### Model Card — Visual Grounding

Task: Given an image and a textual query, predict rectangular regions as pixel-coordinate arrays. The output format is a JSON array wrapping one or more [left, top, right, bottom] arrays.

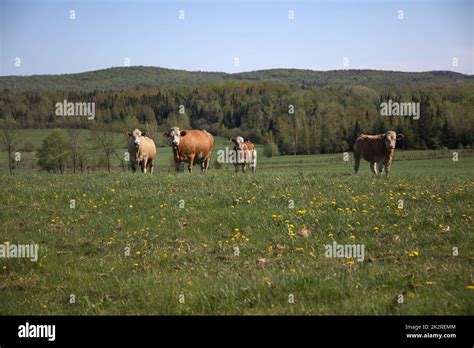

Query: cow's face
[[385, 131, 404, 150], [127, 129, 147, 150], [164, 127, 186, 147], [231, 136, 245, 151]]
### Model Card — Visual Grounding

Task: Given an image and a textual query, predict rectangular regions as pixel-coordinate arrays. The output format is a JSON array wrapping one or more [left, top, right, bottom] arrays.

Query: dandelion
[[408, 250, 419, 257], [296, 209, 306, 215], [129, 204, 133, 208]]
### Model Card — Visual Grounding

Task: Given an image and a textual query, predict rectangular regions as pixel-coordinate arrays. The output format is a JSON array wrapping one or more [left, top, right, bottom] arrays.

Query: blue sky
[[1, 0, 472, 76]]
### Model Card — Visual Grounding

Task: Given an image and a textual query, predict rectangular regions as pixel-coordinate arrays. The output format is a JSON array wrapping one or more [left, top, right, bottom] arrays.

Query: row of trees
[[1, 81, 473, 156], [0, 121, 141, 174]]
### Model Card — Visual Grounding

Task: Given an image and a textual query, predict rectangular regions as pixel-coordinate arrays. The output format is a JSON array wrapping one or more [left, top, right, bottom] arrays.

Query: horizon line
[[1, 65, 472, 78]]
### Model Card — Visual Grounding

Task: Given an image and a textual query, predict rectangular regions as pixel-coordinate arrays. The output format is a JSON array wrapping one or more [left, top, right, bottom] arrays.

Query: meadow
[[0, 141, 473, 315]]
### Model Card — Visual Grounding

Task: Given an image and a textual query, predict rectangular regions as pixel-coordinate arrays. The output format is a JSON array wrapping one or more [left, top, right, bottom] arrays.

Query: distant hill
[[0, 66, 473, 92]]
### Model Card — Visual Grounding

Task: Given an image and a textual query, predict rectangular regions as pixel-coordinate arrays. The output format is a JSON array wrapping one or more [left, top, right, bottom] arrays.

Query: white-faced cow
[[163, 127, 214, 173], [354, 131, 404, 175], [230, 136, 257, 174], [127, 129, 157, 173]]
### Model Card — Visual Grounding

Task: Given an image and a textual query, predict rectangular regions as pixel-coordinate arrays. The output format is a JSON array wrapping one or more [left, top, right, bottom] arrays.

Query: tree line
[[0, 80, 473, 159]]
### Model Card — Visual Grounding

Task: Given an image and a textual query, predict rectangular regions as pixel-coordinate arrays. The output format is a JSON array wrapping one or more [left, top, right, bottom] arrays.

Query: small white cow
[[127, 129, 157, 173]]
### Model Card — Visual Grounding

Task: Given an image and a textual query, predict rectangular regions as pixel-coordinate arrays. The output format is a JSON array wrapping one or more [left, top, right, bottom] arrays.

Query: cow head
[[231, 136, 252, 151], [231, 136, 245, 151], [385, 131, 404, 151], [127, 129, 146, 150], [163, 127, 186, 147]]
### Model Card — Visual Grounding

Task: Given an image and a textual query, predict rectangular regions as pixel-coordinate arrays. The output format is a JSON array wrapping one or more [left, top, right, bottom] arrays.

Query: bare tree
[[92, 124, 118, 173], [66, 128, 82, 173], [0, 120, 20, 174], [77, 141, 90, 174], [145, 120, 159, 143]]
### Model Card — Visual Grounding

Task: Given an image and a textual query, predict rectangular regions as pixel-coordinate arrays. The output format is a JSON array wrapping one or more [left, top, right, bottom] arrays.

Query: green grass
[[0, 154, 473, 315]]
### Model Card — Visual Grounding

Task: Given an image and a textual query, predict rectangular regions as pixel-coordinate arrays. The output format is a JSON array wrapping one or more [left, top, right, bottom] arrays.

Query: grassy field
[[0, 151, 473, 315]]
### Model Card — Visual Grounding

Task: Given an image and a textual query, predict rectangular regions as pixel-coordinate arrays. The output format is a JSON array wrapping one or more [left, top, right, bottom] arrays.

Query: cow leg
[[187, 155, 195, 173], [370, 161, 377, 175], [234, 164, 239, 173], [200, 160, 207, 174], [354, 155, 361, 174], [377, 160, 384, 175], [242, 164, 247, 173], [252, 164, 256, 174], [175, 162, 181, 172], [385, 161, 392, 176], [148, 160, 154, 174]]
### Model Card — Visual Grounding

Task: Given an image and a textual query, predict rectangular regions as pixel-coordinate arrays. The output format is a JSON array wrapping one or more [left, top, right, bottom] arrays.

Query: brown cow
[[354, 131, 404, 175], [127, 129, 157, 173], [163, 127, 214, 173], [231, 136, 257, 174]]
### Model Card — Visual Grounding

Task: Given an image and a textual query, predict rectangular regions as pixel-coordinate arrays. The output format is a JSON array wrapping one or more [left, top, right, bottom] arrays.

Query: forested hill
[[1, 66, 472, 92]]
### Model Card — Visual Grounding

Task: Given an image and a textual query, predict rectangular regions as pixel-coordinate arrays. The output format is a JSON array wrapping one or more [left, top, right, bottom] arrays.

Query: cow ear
[[230, 138, 235, 143], [162, 132, 169, 137], [397, 134, 404, 140], [141, 131, 147, 137], [127, 132, 132, 136], [180, 131, 187, 136], [244, 138, 251, 142]]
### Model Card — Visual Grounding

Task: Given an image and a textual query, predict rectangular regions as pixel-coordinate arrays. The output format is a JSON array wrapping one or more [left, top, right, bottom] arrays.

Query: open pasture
[[1, 152, 473, 315]]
